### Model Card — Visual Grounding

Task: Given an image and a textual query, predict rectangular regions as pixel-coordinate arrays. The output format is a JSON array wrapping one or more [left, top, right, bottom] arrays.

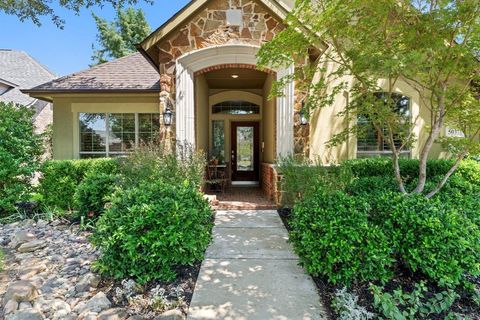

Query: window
[[212, 120, 225, 162], [212, 100, 260, 115], [356, 93, 411, 158], [79, 113, 160, 158]]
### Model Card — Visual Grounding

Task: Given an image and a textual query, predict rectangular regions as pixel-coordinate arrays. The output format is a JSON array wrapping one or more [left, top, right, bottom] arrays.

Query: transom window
[[357, 93, 411, 158], [79, 113, 160, 158], [212, 100, 260, 115]]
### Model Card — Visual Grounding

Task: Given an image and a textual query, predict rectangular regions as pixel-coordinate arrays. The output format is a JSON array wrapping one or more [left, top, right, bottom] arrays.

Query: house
[[0, 49, 56, 133], [23, 0, 447, 199]]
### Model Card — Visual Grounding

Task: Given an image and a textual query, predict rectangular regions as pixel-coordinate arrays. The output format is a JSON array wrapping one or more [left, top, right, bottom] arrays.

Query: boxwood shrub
[[290, 187, 394, 285], [91, 180, 213, 283], [39, 158, 119, 210]]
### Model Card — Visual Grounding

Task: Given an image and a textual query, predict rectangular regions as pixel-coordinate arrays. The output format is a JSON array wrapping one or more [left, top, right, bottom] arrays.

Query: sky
[[0, 1, 190, 76]]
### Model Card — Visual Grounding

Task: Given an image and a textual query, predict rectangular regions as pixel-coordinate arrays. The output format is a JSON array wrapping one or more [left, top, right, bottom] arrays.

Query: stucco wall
[[309, 51, 448, 164], [195, 74, 210, 153], [51, 94, 160, 160], [262, 73, 276, 163]]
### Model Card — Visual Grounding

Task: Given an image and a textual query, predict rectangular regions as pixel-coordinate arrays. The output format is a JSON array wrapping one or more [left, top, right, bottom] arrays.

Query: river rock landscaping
[[0, 218, 197, 320]]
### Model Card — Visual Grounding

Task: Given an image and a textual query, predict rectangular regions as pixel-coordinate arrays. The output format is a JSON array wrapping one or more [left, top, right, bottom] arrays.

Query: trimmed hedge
[[39, 158, 119, 210], [285, 157, 480, 288], [342, 158, 480, 184], [291, 187, 394, 285]]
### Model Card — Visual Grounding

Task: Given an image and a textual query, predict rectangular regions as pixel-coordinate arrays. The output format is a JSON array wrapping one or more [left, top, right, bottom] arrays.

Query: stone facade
[[157, 0, 284, 75], [155, 0, 309, 157]]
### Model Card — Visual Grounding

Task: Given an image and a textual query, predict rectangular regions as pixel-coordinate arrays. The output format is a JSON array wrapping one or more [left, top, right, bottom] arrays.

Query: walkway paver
[[187, 210, 328, 320]]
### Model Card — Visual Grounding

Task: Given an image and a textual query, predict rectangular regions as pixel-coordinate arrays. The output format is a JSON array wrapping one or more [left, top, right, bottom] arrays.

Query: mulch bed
[[277, 208, 480, 320]]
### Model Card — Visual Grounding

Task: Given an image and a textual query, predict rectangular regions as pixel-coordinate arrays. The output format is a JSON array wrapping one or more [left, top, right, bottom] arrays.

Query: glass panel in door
[[236, 126, 254, 171]]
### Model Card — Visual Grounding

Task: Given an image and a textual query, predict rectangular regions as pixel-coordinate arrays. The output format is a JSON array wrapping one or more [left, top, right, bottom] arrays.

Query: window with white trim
[[356, 93, 411, 158], [79, 113, 160, 158]]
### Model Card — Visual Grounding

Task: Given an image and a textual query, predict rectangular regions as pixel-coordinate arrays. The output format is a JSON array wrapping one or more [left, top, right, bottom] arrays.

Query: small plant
[[332, 287, 375, 320], [371, 282, 458, 320]]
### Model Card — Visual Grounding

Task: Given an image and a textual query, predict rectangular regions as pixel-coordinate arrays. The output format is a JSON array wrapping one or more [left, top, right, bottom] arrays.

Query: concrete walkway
[[187, 210, 328, 320]]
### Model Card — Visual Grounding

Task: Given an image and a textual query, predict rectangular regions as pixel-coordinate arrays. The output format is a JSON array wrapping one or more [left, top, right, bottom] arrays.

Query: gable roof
[[23, 53, 160, 96], [138, 0, 294, 68], [0, 49, 56, 106]]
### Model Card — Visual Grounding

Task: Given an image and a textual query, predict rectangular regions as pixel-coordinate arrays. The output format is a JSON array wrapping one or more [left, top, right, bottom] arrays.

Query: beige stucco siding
[[51, 94, 159, 160], [309, 52, 448, 164], [195, 75, 210, 154], [263, 74, 276, 163]]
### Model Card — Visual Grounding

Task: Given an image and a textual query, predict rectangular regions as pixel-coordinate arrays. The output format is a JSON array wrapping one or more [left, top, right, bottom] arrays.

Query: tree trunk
[[426, 154, 465, 198], [412, 92, 446, 194], [392, 151, 407, 194]]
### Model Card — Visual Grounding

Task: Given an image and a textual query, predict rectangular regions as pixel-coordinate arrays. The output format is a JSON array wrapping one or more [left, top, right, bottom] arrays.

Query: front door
[[231, 122, 260, 181]]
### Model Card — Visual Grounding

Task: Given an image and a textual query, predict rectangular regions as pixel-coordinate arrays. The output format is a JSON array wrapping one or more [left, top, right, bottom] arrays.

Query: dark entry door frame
[[231, 121, 260, 182]]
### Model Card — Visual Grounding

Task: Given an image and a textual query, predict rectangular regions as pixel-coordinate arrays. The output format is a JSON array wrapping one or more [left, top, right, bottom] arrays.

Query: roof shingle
[[25, 53, 160, 93], [0, 49, 56, 105]]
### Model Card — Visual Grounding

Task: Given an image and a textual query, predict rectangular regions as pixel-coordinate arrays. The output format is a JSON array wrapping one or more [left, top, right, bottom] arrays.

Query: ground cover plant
[[279, 156, 480, 320]]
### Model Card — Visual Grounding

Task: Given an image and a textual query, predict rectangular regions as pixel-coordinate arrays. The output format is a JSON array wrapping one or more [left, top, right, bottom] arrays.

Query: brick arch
[[194, 63, 276, 76]]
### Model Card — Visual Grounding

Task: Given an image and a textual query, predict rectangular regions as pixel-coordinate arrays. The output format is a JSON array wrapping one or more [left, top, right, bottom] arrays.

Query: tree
[[0, 0, 149, 28], [258, 0, 480, 197], [91, 7, 151, 65], [0, 102, 44, 215]]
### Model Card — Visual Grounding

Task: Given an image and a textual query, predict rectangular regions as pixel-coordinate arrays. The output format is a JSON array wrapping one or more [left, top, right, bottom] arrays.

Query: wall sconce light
[[299, 101, 309, 125], [163, 107, 173, 126]]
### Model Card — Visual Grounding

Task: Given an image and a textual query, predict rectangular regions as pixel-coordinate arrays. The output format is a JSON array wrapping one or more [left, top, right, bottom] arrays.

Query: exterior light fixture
[[299, 101, 309, 125], [163, 107, 173, 126], [231, 74, 239, 79]]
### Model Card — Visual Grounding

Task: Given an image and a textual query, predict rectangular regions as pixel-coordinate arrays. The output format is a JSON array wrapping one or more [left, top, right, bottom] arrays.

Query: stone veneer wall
[[156, 0, 309, 157]]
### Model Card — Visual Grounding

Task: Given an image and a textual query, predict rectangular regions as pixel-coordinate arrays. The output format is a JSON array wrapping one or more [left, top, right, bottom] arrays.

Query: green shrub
[[278, 156, 352, 206], [290, 187, 394, 285], [342, 158, 480, 188], [0, 102, 43, 215], [91, 180, 213, 283], [120, 143, 206, 190], [74, 172, 119, 220], [39, 158, 119, 210], [373, 192, 480, 286]]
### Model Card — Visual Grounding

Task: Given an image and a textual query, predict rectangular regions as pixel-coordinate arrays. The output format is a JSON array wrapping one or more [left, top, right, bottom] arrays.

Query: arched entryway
[[175, 44, 294, 160]]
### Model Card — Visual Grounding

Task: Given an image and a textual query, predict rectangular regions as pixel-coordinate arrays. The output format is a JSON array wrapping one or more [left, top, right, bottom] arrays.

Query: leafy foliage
[[258, 0, 480, 196], [74, 172, 119, 220], [278, 156, 352, 206], [285, 157, 480, 288], [371, 282, 458, 320], [372, 192, 480, 287], [91, 180, 213, 283], [121, 142, 206, 191], [91, 7, 151, 65], [39, 158, 119, 211], [0, 102, 43, 216], [0, 0, 150, 28], [290, 187, 394, 285]]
